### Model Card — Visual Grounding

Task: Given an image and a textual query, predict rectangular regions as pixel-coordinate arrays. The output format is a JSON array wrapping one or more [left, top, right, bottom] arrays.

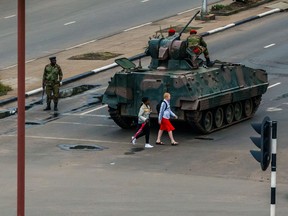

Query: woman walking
[[156, 92, 178, 146], [131, 97, 154, 148]]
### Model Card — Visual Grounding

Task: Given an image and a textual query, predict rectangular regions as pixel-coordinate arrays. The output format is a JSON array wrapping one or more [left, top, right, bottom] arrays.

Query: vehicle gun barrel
[[178, 11, 200, 38]]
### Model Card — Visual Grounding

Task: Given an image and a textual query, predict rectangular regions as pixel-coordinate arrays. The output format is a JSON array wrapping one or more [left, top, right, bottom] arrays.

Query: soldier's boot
[[205, 57, 214, 67], [54, 102, 58, 111], [44, 103, 51, 111]]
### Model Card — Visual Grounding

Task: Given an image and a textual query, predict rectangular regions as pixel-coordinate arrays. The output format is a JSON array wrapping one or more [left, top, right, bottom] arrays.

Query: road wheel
[[225, 104, 234, 124], [214, 107, 224, 128], [108, 106, 136, 129], [244, 99, 253, 117], [202, 111, 213, 133], [234, 102, 242, 121]]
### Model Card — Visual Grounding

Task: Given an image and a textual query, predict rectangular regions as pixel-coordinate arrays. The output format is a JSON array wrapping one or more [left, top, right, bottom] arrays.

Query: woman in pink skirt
[[156, 92, 178, 146]]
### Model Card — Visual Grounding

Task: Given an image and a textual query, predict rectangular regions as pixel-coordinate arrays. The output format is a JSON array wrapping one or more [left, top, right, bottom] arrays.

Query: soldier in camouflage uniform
[[42, 56, 63, 111], [186, 29, 212, 68]]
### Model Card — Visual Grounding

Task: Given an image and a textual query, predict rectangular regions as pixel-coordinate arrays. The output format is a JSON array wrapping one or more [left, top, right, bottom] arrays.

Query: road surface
[[0, 11, 287, 216], [0, 0, 218, 69]]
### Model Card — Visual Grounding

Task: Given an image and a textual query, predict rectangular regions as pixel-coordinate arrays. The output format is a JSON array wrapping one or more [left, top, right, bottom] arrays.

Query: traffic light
[[250, 116, 271, 171]]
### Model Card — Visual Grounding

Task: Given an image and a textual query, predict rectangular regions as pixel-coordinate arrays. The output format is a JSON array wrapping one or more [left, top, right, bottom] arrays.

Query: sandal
[[171, 142, 179, 146], [156, 141, 165, 145]]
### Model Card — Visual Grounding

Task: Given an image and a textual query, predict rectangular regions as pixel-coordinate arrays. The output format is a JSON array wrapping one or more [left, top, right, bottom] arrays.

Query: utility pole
[[201, 0, 208, 18], [197, 0, 215, 21], [17, 0, 26, 215]]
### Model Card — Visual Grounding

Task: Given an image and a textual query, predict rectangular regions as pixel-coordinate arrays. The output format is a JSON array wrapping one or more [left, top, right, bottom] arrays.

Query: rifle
[[159, 26, 164, 38], [178, 10, 200, 39], [41, 82, 45, 104]]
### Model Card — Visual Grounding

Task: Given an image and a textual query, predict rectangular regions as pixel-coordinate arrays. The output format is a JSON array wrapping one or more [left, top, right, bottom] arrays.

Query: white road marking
[[124, 22, 152, 32], [64, 21, 76, 26], [264, 43, 275, 49], [63, 113, 109, 118], [177, 7, 201, 15], [3, 64, 17, 70], [65, 40, 96, 50], [4, 14, 16, 19], [25, 58, 36, 63], [80, 104, 108, 115], [141, 0, 149, 2], [1, 134, 126, 144], [51, 121, 117, 127], [267, 107, 282, 112], [3, 58, 37, 70], [268, 82, 281, 89]]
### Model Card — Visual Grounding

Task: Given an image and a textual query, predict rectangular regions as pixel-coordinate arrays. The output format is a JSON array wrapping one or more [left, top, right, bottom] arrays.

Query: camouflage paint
[[102, 29, 268, 133]]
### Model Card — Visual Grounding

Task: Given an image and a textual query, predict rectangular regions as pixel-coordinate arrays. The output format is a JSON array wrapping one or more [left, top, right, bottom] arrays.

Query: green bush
[[211, 4, 233, 11], [0, 82, 12, 96], [211, 4, 225, 10]]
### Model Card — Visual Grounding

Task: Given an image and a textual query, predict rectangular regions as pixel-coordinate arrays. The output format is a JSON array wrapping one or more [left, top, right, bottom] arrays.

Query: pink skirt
[[160, 118, 175, 132]]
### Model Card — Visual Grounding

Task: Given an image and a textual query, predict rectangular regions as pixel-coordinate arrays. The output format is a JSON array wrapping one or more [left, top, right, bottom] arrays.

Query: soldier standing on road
[[186, 29, 213, 68], [42, 56, 63, 111]]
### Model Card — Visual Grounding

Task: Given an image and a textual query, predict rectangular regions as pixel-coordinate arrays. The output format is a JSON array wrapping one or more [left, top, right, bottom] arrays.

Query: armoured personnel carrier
[[102, 13, 268, 134]]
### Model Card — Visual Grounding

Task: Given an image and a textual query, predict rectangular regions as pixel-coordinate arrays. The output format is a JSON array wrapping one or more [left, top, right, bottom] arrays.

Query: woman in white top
[[131, 97, 154, 148]]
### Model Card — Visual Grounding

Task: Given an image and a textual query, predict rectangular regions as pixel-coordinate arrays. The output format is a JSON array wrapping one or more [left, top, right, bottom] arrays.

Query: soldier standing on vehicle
[[42, 56, 63, 111], [186, 29, 212, 68], [167, 28, 176, 37]]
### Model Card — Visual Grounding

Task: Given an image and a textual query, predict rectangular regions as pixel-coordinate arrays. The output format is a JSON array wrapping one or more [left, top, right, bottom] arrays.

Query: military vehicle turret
[[102, 12, 268, 134]]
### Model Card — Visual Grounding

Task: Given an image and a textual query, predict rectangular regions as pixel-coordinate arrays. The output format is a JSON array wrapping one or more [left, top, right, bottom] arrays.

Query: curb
[[0, 109, 12, 118], [200, 8, 281, 36], [0, 8, 282, 107]]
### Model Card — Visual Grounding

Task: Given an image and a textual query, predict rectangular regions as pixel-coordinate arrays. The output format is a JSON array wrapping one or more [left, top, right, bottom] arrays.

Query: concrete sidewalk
[[0, 0, 286, 103]]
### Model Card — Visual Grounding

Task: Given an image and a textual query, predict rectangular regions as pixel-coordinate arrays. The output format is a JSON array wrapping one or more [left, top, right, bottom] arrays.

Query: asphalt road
[[206, 12, 288, 75], [0, 12, 288, 216], [0, 0, 218, 69]]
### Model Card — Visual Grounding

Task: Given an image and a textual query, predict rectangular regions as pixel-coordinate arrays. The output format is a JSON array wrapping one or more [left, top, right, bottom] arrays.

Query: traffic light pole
[[250, 117, 278, 215], [270, 121, 277, 216]]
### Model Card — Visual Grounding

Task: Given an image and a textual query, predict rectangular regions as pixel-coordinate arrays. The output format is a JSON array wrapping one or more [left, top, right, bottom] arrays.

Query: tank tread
[[186, 96, 262, 134], [108, 106, 135, 129]]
